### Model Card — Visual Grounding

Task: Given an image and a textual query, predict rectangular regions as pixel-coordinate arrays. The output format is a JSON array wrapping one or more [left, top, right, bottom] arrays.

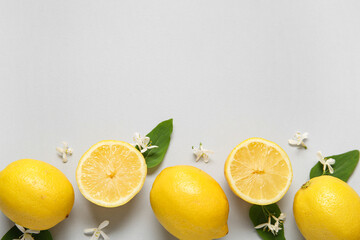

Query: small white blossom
[[254, 212, 285, 236], [288, 131, 308, 149], [84, 220, 110, 240], [317, 151, 335, 174], [132, 132, 158, 153], [192, 143, 214, 163], [56, 141, 73, 163], [13, 224, 40, 240]]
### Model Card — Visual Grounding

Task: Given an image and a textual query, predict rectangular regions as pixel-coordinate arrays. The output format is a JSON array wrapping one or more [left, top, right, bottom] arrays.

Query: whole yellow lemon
[[150, 165, 229, 240], [293, 175, 360, 240], [0, 159, 75, 230]]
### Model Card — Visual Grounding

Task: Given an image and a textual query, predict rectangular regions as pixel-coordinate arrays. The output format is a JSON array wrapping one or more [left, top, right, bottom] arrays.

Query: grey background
[[1, 0, 360, 239]]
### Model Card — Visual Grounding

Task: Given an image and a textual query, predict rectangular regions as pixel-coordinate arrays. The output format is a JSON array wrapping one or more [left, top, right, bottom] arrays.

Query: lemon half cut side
[[225, 138, 293, 205], [76, 140, 147, 208]]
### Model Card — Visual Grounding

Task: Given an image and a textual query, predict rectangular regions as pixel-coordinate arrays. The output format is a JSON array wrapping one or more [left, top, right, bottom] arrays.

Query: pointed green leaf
[[2, 225, 52, 240], [142, 119, 173, 168], [35, 231, 53, 240], [310, 150, 359, 182], [249, 204, 286, 240], [1, 226, 20, 240]]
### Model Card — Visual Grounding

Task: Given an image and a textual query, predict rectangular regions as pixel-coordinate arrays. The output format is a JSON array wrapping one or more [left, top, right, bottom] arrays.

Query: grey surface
[[1, 1, 360, 239]]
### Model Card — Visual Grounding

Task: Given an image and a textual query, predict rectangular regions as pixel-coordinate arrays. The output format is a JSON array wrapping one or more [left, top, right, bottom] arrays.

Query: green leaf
[[2, 225, 52, 240], [249, 204, 286, 240], [142, 119, 173, 168], [1, 226, 20, 240], [35, 231, 53, 240], [310, 150, 359, 182]]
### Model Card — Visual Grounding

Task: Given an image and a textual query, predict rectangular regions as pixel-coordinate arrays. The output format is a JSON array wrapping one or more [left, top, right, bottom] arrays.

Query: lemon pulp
[[225, 138, 292, 205], [76, 140, 147, 207]]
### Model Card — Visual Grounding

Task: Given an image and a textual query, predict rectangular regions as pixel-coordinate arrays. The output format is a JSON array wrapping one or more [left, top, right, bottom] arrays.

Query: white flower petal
[[254, 223, 269, 229], [204, 149, 214, 154], [89, 233, 100, 240], [279, 213, 286, 221], [288, 139, 300, 145], [84, 228, 96, 234], [147, 145, 158, 149], [317, 151, 324, 161], [56, 147, 64, 154], [15, 224, 26, 233], [328, 164, 334, 174], [100, 231, 110, 240], [327, 158, 336, 165], [98, 220, 109, 230], [268, 225, 276, 235], [142, 137, 150, 145]]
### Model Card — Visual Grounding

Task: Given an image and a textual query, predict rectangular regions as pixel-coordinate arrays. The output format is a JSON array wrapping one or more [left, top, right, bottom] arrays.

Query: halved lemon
[[76, 140, 147, 207], [224, 138, 292, 205]]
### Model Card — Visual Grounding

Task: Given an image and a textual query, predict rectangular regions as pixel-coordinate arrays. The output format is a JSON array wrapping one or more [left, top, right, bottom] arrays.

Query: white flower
[[14, 224, 40, 240], [317, 151, 336, 174], [84, 220, 110, 240], [288, 131, 308, 149], [56, 141, 73, 163], [132, 132, 158, 153], [254, 212, 285, 236], [192, 143, 214, 163]]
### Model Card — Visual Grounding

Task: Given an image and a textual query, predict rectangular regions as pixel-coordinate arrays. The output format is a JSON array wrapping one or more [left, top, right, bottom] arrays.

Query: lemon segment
[[76, 140, 147, 207], [225, 138, 292, 205]]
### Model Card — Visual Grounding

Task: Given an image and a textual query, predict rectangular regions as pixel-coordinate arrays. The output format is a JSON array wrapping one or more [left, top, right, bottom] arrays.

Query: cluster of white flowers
[[255, 212, 286, 235], [14, 224, 39, 240], [133, 131, 214, 164], [288, 132, 336, 175]]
